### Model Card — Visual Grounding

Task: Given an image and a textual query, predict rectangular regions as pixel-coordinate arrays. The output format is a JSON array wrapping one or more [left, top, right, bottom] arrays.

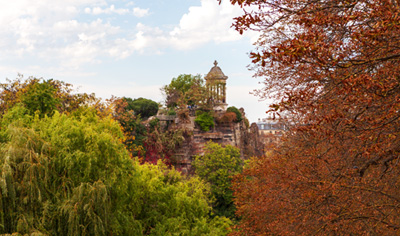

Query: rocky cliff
[[160, 110, 264, 174]]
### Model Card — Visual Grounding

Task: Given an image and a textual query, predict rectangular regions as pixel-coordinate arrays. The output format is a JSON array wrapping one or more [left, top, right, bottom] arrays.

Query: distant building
[[256, 117, 287, 144]]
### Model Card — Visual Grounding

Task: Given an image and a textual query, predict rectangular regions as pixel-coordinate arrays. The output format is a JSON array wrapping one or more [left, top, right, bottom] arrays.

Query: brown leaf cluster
[[228, 0, 400, 234]]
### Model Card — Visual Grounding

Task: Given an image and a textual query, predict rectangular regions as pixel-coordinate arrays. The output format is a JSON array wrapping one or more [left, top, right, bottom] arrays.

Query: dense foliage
[[226, 107, 242, 123], [124, 97, 159, 119], [0, 76, 99, 117], [193, 142, 243, 219], [194, 111, 215, 132], [143, 119, 185, 165], [226, 0, 400, 235], [0, 78, 232, 235], [111, 97, 147, 157], [20, 80, 60, 117], [162, 74, 206, 108], [216, 112, 237, 124]]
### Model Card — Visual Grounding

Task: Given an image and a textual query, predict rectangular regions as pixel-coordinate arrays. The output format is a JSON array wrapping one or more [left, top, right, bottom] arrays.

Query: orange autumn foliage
[[226, 0, 400, 235]]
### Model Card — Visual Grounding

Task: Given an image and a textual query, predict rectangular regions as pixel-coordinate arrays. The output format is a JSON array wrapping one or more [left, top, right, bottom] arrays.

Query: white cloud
[[0, 0, 104, 25], [83, 4, 149, 17], [0, 0, 256, 72], [126, 2, 135, 7], [167, 0, 246, 49], [118, 0, 255, 52], [133, 7, 149, 17], [108, 33, 148, 59], [85, 5, 130, 15], [0, 1, 111, 61]]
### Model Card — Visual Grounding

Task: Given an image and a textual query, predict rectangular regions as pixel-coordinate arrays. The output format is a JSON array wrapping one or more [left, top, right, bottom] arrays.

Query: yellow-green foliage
[[0, 105, 231, 235], [193, 142, 243, 219], [20, 80, 60, 117], [195, 112, 214, 132]]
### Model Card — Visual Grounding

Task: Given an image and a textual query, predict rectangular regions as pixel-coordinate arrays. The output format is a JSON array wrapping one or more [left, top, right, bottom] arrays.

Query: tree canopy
[[20, 80, 60, 117], [0, 78, 232, 236], [124, 97, 159, 119], [193, 142, 243, 219], [227, 0, 400, 235], [162, 74, 206, 108], [110, 97, 146, 157], [0, 76, 99, 117]]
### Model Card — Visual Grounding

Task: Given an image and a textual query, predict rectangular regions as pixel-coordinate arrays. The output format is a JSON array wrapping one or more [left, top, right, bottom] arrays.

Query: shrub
[[226, 106, 242, 122], [195, 112, 214, 131], [167, 108, 177, 116], [149, 117, 159, 129], [217, 112, 237, 124]]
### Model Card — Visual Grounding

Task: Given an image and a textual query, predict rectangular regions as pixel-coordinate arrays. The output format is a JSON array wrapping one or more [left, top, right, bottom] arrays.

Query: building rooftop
[[256, 118, 287, 131]]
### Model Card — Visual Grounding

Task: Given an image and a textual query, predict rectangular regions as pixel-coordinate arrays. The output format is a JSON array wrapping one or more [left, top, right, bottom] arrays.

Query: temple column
[[222, 84, 226, 103], [217, 84, 220, 102]]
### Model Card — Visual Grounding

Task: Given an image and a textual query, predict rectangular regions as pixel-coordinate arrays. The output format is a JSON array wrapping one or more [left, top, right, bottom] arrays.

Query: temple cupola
[[205, 60, 228, 110]]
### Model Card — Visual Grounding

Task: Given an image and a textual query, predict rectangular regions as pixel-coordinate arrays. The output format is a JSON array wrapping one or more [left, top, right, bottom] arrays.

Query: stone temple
[[205, 60, 228, 111]]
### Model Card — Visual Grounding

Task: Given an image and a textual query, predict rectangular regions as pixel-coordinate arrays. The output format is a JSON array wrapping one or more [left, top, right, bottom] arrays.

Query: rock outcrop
[[166, 110, 264, 174]]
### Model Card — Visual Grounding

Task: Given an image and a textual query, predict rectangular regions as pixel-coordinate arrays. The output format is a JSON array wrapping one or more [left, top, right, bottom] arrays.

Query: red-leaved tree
[[225, 0, 400, 234]]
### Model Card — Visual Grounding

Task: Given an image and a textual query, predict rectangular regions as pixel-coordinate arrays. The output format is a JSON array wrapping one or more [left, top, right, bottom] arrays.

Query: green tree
[[125, 161, 232, 236], [111, 97, 146, 157], [0, 76, 99, 117], [0, 105, 131, 235], [162, 74, 205, 108], [20, 80, 60, 117], [125, 97, 159, 119], [0, 104, 231, 235], [193, 142, 243, 219]]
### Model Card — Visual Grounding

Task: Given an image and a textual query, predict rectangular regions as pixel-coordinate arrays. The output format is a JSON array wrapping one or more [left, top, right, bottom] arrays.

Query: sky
[[0, 0, 271, 123]]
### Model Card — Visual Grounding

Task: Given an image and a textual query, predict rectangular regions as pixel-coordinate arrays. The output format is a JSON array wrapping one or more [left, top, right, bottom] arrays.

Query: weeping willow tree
[[0, 104, 231, 235]]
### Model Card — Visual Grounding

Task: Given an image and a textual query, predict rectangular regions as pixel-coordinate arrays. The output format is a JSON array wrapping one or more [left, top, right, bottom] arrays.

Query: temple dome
[[205, 60, 228, 81]]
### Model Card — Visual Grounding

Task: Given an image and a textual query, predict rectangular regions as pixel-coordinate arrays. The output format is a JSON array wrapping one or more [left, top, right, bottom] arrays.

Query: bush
[[226, 106, 242, 123], [195, 112, 214, 131], [217, 112, 237, 124], [149, 117, 159, 129], [167, 108, 177, 116]]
